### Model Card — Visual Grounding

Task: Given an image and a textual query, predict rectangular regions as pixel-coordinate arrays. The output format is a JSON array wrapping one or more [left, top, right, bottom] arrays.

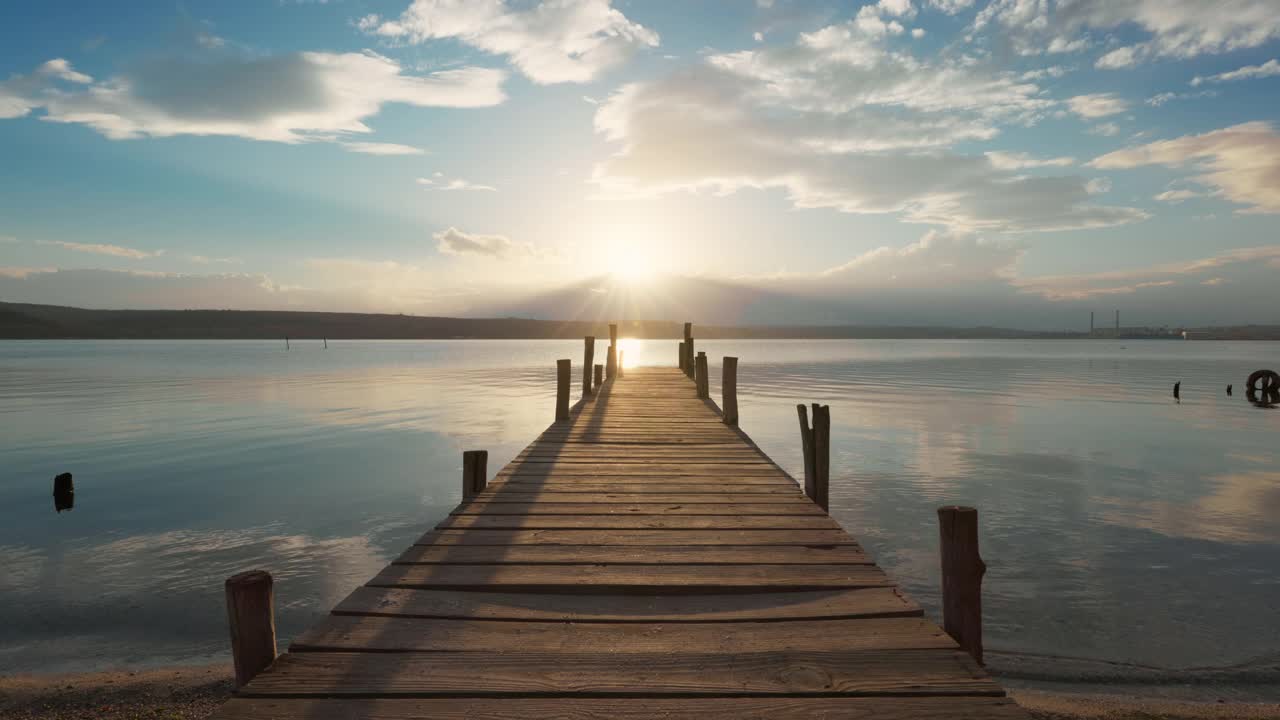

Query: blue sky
[[1, 0, 1278, 327]]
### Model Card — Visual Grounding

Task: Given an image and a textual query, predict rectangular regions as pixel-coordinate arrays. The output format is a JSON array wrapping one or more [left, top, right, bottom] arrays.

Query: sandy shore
[[3, 665, 1279, 719]]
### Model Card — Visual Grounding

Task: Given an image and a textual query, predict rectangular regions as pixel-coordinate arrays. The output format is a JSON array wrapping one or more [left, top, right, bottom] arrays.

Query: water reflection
[[1, 339, 1277, 683]]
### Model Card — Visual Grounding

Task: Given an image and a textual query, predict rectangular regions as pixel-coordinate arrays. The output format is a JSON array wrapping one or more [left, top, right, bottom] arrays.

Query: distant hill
[[3, 301, 1276, 340], [0, 301, 1070, 339]]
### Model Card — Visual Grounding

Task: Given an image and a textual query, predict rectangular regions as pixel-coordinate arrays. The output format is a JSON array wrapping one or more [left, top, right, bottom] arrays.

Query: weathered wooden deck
[[213, 366, 1027, 719]]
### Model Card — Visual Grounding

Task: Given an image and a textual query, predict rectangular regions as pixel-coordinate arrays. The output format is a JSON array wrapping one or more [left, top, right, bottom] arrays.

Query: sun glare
[[605, 243, 655, 284]]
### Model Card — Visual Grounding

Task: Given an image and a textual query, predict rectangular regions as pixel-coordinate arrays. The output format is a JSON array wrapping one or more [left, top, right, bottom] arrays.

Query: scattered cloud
[[37, 240, 159, 259], [1091, 122, 1280, 214], [1145, 90, 1216, 106], [985, 151, 1075, 170], [1154, 189, 1204, 203], [1, 52, 505, 143], [592, 21, 1143, 233], [361, 0, 658, 84], [1017, 245, 1280, 301], [340, 141, 426, 155], [189, 255, 243, 264], [973, 0, 1280, 67], [1089, 122, 1120, 137], [417, 175, 496, 191], [434, 227, 521, 257], [1191, 58, 1280, 86], [1067, 93, 1127, 119]]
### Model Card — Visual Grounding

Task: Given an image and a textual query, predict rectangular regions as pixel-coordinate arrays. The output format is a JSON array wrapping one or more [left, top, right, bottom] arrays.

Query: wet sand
[[3, 664, 1279, 720]]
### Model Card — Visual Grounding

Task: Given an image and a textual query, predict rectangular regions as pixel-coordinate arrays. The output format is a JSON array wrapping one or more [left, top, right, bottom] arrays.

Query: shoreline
[[3, 664, 1279, 720]]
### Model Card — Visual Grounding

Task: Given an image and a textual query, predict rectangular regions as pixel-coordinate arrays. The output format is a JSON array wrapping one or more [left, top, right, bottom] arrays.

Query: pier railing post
[[937, 506, 986, 665], [685, 338, 696, 379], [583, 336, 595, 396], [723, 357, 738, 426], [462, 450, 487, 499], [225, 570, 277, 690], [606, 323, 618, 379], [796, 403, 830, 511], [556, 359, 571, 421], [695, 351, 709, 398], [678, 341, 686, 371], [594, 363, 604, 391]]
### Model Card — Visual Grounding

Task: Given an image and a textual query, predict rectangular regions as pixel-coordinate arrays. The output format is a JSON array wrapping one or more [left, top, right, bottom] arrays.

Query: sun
[[605, 243, 655, 284]]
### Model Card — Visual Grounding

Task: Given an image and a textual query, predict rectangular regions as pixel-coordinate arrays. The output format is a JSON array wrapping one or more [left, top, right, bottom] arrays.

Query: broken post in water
[[938, 505, 986, 665]]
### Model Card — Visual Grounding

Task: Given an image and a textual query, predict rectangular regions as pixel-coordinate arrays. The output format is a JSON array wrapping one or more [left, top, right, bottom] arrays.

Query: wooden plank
[[290, 616, 954, 654], [236, 650, 1000, 698], [332, 585, 919, 622], [214, 696, 1032, 720], [479, 484, 802, 495], [434, 515, 842, 530], [415, 529, 858, 546], [368, 563, 892, 590], [498, 464, 788, 475], [456, 493, 811, 504], [394, 544, 871, 565], [450, 502, 826, 516]]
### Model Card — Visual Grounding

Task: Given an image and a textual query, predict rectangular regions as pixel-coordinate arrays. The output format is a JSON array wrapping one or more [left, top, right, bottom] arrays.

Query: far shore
[[3, 664, 1279, 720]]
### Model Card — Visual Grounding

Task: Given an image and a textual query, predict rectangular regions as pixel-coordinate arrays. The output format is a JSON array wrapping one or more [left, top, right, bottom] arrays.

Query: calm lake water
[[1, 339, 1277, 692]]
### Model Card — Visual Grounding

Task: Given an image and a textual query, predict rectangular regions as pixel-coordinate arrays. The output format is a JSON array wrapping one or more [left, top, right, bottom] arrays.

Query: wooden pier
[[213, 362, 1027, 719]]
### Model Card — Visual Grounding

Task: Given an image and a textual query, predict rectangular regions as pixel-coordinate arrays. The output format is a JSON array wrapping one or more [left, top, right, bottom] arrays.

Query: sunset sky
[[2, 0, 1279, 327]]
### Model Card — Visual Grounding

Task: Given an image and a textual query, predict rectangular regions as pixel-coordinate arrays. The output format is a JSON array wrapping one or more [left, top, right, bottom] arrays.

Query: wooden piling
[[796, 404, 830, 511], [462, 450, 488, 500], [555, 359, 571, 422], [618, 350, 625, 378], [683, 322, 692, 340], [583, 337, 595, 396], [225, 570, 277, 690], [606, 325, 618, 380], [594, 363, 604, 390], [53, 472, 74, 513], [685, 338, 696, 379], [722, 356, 739, 426], [695, 351, 709, 399], [678, 341, 686, 372], [937, 506, 986, 665]]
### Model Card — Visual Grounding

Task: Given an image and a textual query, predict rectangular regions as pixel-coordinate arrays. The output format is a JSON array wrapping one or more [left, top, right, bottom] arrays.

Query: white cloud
[[2, 52, 505, 144], [362, 0, 658, 84], [1017, 246, 1280, 300], [417, 176, 496, 191], [341, 141, 426, 155], [37, 240, 159, 259], [985, 151, 1075, 169], [1089, 122, 1120, 137], [1191, 59, 1280, 86], [878, 0, 916, 18], [189, 255, 243, 264], [1153, 189, 1204, 203], [927, 0, 975, 13], [817, 229, 1021, 288], [434, 226, 521, 257], [0, 58, 92, 119], [973, 0, 1280, 66], [911, 28, 926, 38], [753, 31, 764, 42], [1067, 93, 1127, 119], [594, 55, 1143, 232], [1091, 122, 1280, 214], [1145, 90, 1215, 106]]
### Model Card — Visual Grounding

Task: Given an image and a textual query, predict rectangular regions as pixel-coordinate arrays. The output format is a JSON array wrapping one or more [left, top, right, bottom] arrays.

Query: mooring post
[[678, 341, 686, 372], [695, 351, 709, 398], [583, 337, 595, 396], [796, 404, 830, 510], [722, 357, 739, 426], [618, 350, 625, 378], [555, 359, 571, 422], [225, 570, 277, 690], [606, 324, 618, 379], [937, 506, 986, 665], [686, 337, 696, 379], [594, 363, 604, 390], [462, 450, 487, 500], [53, 472, 75, 512]]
